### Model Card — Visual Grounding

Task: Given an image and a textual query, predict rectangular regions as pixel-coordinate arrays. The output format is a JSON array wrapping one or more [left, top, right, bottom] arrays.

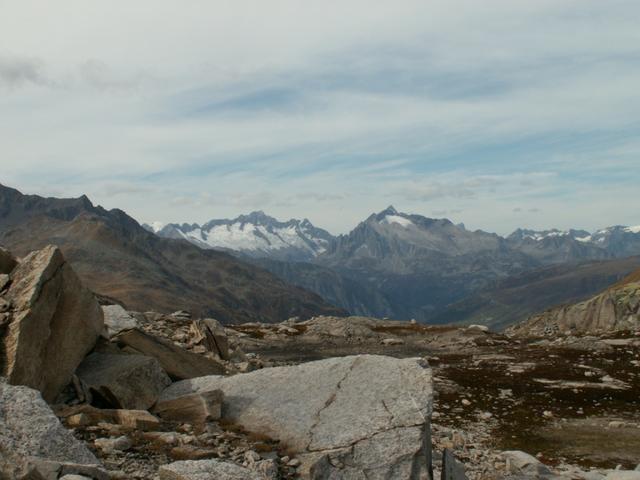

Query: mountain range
[[3, 182, 639, 328], [148, 206, 640, 265], [0, 184, 344, 324], [144, 212, 334, 261], [147, 206, 640, 327]]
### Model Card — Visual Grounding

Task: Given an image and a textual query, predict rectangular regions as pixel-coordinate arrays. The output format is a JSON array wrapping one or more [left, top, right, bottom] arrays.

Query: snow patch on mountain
[[381, 214, 414, 228], [152, 212, 335, 261]]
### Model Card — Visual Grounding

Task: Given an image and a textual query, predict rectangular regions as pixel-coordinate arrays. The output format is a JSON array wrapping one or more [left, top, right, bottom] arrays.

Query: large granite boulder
[[159, 459, 264, 480], [0, 381, 100, 479], [1, 245, 104, 402], [113, 329, 224, 380], [159, 355, 433, 479], [76, 352, 171, 410]]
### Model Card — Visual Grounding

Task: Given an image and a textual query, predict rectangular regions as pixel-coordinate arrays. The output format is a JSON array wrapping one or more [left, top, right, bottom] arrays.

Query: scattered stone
[[27, 460, 110, 480], [467, 325, 489, 332], [502, 450, 553, 476], [101, 305, 139, 339], [191, 318, 230, 360], [608, 421, 627, 428], [65, 407, 161, 430], [76, 352, 171, 410], [94, 435, 132, 454], [169, 445, 218, 461], [1, 245, 104, 402], [153, 390, 224, 424], [113, 328, 225, 380], [381, 337, 405, 346], [158, 459, 263, 479]]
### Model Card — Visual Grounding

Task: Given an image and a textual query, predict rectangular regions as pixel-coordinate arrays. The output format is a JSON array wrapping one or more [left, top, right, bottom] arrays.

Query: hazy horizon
[[2, 1, 639, 235]]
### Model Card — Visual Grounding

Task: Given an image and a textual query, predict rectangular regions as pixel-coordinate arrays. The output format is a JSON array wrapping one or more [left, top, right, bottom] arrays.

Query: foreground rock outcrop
[[76, 352, 172, 410], [0, 245, 104, 402], [0, 380, 102, 479], [159, 354, 433, 479]]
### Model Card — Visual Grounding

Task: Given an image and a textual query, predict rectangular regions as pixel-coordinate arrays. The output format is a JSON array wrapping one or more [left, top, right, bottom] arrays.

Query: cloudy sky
[[1, 0, 639, 235]]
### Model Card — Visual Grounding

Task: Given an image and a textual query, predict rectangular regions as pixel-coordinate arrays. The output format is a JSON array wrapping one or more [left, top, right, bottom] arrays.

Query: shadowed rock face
[[1, 245, 104, 402], [0, 247, 17, 274], [76, 352, 172, 410], [159, 354, 433, 479]]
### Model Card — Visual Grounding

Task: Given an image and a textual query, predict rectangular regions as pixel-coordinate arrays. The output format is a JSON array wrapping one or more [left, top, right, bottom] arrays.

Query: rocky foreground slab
[[160, 354, 434, 479]]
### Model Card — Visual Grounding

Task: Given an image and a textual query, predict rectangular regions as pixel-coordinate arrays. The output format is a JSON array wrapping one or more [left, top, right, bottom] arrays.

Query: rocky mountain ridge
[[148, 206, 640, 264], [146, 205, 640, 326], [0, 184, 344, 323], [509, 266, 640, 337]]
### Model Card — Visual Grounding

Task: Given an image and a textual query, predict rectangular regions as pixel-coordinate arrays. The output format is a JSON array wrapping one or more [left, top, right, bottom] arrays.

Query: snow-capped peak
[[151, 212, 335, 261], [625, 225, 640, 234], [143, 221, 165, 234]]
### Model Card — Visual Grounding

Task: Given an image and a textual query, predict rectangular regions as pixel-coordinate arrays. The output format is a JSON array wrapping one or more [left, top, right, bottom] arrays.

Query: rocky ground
[[2, 245, 639, 480], [205, 316, 640, 479]]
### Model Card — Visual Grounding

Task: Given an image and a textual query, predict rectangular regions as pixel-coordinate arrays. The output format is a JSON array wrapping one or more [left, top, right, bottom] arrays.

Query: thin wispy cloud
[[1, 0, 639, 234]]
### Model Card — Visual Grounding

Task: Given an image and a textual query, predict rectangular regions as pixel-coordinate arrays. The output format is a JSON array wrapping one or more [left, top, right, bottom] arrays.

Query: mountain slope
[[508, 264, 640, 337], [249, 257, 395, 318], [0, 184, 345, 323], [314, 206, 537, 321], [149, 212, 334, 261], [428, 256, 640, 330]]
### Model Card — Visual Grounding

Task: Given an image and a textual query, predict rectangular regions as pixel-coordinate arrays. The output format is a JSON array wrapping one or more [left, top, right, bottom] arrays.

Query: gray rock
[[76, 352, 171, 410], [101, 305, 139, 339], [113, 328, 225, 380], [160, 354, 433, 479], [502, 450, 553, 476], [0, 381, 99, 479], [59, 476, 93, 480], [27, 460, 110, 480], [605, 472, 640, 480], [2, 246, 104, 402], [190, 318, 230, 360], [441, 449, 467, 480], [159, 459, 264, 479], [94, 435, 132, 454], [153, 389, 223, 424]]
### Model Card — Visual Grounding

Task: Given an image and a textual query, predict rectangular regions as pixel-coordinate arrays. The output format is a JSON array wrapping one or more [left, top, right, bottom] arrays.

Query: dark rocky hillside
[[0, 184, 345, 323]]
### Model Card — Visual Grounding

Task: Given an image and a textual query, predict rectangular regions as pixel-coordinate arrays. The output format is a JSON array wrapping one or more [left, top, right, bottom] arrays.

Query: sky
[[1, 0, 639, 235]]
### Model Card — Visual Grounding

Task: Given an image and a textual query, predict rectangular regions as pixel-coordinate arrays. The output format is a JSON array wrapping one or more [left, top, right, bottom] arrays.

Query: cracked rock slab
[[159, 354, 433, 479]]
